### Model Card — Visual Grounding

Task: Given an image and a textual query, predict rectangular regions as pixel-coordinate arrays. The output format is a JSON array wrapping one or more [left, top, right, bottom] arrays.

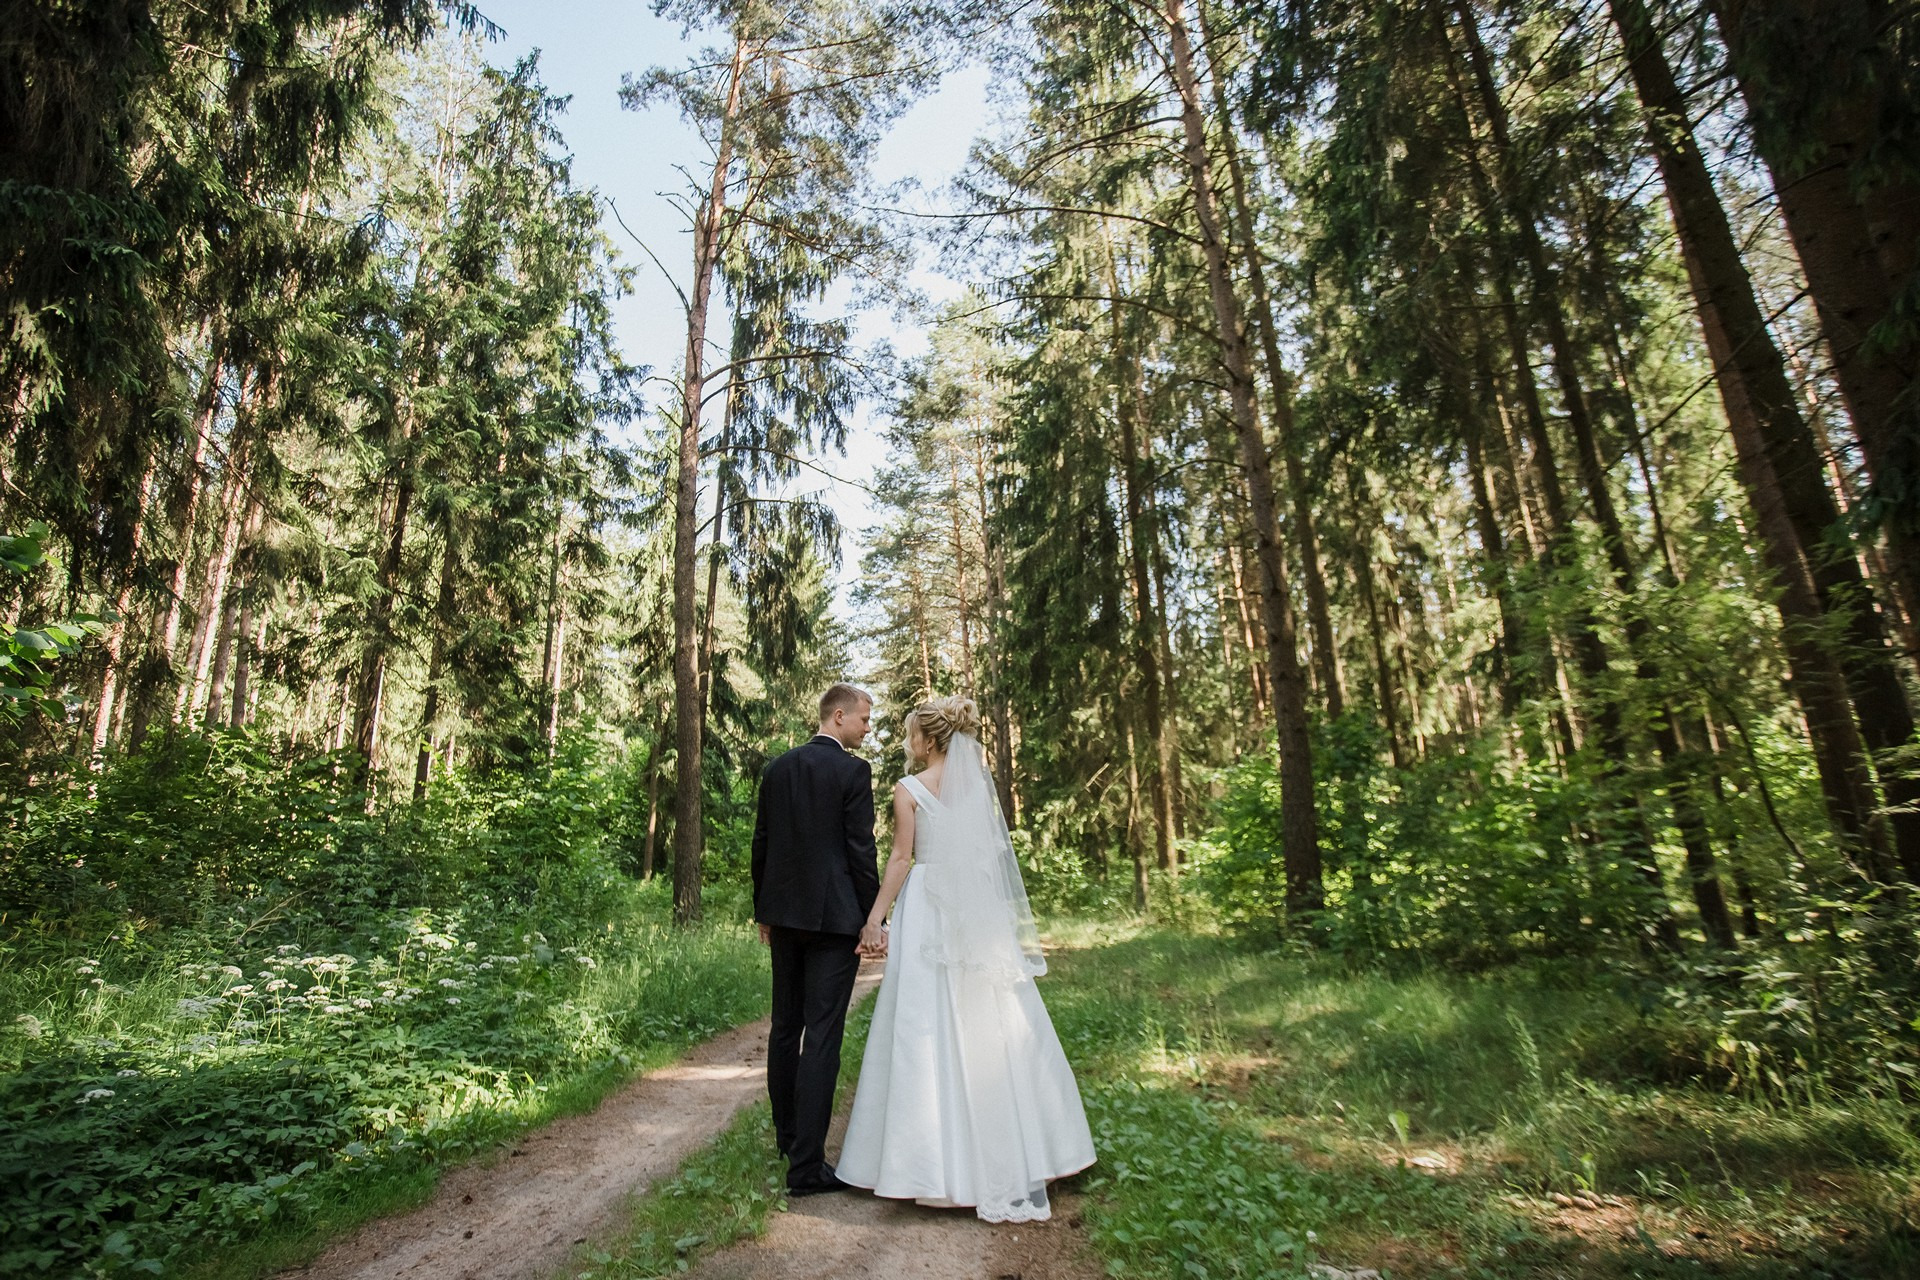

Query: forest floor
[[266, 923, 1916, 1280], [276, 961, 1103, 1280]]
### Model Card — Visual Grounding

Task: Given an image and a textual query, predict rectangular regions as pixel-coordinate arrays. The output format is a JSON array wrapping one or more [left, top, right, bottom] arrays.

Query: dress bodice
[[901, 774, 947, 862]]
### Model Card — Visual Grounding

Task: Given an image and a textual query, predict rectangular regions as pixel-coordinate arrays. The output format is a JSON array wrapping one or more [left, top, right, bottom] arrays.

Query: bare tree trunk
[[641, 710, 668, 879], [670, 30, 752, 924], [1166, 0, 1321, 919], [1226, 538, 1270, 723]]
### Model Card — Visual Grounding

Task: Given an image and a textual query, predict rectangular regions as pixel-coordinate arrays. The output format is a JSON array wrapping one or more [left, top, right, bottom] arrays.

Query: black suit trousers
[[766, 925, 860, 1187]]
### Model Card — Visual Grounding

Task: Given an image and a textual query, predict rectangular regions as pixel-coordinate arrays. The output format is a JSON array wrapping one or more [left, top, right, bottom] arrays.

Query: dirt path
[[285, 967, 885, 1280], [672, 1102, 1104, 1280], [284, 959, 1101, 1280]]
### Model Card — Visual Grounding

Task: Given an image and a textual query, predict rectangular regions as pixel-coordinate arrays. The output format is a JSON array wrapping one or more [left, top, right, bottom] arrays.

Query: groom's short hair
[[819, 682, 871, 721]]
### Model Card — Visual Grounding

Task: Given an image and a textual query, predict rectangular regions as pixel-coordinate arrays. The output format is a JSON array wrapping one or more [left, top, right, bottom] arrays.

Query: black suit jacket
[[751, 735, 880, 936]]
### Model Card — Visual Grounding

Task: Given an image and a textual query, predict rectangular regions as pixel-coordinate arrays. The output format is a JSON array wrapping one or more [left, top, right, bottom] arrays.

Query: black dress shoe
[[787, 1169, 854, 1197]]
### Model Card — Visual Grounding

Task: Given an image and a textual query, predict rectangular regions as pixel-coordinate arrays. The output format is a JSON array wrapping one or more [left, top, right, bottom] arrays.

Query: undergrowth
[[0, 733, 768, 1279], [1042, 922, 1920, 1280]]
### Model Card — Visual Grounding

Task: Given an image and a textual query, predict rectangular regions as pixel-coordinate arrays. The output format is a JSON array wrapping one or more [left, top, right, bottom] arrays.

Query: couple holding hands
[[750, 683, 1095, 1222]]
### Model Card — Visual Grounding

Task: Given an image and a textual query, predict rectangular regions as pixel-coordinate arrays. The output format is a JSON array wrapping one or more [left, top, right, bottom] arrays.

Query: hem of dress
[[835, 1155, 1097, 1220]]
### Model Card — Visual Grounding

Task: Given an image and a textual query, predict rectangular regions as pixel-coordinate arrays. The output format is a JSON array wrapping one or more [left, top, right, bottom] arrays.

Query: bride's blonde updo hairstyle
[[905, 695, 981, 755]]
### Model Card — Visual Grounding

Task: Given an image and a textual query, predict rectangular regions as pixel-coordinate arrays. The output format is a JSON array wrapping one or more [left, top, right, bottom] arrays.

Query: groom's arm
[[844, 759, 880, 916]]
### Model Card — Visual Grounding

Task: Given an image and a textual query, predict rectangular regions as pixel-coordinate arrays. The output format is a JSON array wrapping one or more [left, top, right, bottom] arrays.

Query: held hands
[[857, 920, 889, 960]]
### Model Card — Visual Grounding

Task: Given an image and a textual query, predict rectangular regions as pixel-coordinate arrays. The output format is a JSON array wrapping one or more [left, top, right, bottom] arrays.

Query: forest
[[2, 0, 1917, 1277]]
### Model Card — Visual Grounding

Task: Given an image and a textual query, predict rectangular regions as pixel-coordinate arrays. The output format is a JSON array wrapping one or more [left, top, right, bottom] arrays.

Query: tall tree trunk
[[1166, 0, 1321, 919], [1684, 234, 1896, 880], [177, 412, 257, 725], [350, 452, 414, 793], [971, 424, 1018, 818], [639, 708, 669, 880], [204, 589, 240, 728], [228, 590, 257, 731], [670, 30, 752, 924], [1102, 232, 1178, 873], [1201, 0, 1345, 718], [1357, 544, 1409, 771], [1124, 718, 1149, 909], [90, 458, 156, 758], [1612, 0, 1920, 884], [700, 390, 736, 715], [1225, 537, 1270, 723], [132, 344, 224, 745], [414, 527, 460, 799], [1712, 0, 1920, 620], [540, 514, 566, 752]]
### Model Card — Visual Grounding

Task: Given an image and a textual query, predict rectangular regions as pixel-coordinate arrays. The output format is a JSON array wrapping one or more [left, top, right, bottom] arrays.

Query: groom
[[751, 682, 886, 1195]]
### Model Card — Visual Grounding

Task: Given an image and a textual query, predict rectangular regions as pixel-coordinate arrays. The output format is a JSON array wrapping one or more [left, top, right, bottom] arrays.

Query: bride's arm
[[862, 783, 917, 946]]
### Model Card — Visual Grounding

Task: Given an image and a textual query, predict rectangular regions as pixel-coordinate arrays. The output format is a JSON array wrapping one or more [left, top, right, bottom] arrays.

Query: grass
[[1, 877, 769, 1279], [1038, 920, 1920, 1279], [562, 978, 879, 1279]]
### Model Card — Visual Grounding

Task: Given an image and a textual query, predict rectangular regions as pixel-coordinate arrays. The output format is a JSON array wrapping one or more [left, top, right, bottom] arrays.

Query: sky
[[467, 1, 996, 613]]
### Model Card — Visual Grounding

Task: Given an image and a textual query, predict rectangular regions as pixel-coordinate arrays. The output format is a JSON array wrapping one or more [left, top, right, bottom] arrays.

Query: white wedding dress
[[836, 738, 1096, 1222]]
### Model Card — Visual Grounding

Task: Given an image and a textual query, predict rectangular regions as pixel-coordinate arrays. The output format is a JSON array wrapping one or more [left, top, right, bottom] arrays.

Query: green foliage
[[0, 739, 766, 1278], [1044, 924, 1920, 1279], [0, 524, 107, 723]]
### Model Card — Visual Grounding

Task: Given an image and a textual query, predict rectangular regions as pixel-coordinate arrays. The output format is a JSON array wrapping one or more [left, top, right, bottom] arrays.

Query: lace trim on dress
[[975, 1187, 1052, 1223]]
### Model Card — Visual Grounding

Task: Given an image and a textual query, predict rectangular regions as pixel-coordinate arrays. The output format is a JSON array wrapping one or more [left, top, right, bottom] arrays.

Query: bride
[[836, 696, 1096, 1222]]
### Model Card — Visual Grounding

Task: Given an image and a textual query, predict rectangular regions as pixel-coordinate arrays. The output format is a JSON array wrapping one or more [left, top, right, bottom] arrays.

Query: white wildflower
[[15, 1015, 43, 1039], [116, 1069, 140, 1078], [79, 1088, 115, 1102], [220, 965, 243, 979], [445, 996, 461, 1005], [437, 978, 460, 988], [352, 998, 373, 1010]]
